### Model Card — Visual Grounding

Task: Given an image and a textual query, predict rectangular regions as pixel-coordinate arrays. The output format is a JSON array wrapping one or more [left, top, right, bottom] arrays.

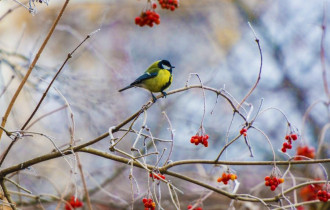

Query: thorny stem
[[0, 0, 70, 141]]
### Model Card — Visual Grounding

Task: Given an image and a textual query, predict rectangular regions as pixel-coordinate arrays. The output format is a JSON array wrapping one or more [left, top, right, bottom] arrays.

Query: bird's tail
[[118, 85, 133, 92]]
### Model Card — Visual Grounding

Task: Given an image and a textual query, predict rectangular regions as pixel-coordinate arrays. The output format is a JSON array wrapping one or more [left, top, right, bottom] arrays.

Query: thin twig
[[21, 32, 95, 130], [0, 0, 70, 141], [237, 22, 263, 110], [0, 179, 17, 210], [25, 105, 68, 130], [162, 111, 174, 165], [3, 177, 32, 194], [0, 75, 15, 98], [0, 1, 26, 22], [320, 1, 330, 99], [76, 154, 93, 210]]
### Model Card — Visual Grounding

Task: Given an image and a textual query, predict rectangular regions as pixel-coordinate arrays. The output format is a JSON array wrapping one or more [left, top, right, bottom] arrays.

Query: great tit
[[118, 60, 175, 102]]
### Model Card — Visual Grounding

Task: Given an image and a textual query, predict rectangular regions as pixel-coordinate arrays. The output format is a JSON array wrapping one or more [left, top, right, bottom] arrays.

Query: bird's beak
[[172, 66, 175, 68]]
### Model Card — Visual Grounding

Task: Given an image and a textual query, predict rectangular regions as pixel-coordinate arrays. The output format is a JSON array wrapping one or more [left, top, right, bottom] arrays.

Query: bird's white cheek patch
[[162, 64, 170, 70]]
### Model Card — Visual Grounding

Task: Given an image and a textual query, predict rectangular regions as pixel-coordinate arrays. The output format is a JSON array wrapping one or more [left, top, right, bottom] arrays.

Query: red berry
[[291, 134, 298, 140], [265, 176, 270, 181], [240, 128, 247, 134], [152, 3, 157, 9], [270, 185, 276, 191], [142, 198, 148, 203], [203, 141, 208, 147], [285, 135, 291, 140], [135, 16, 141, 24], [281, 147, 287, 153], [187, 205, 192, 209], [265, 181, 270, 186], [222, 172, 227, 179]]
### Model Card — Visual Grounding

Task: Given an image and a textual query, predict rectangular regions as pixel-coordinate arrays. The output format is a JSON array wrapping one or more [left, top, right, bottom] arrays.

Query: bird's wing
[[131, 72, 158, 85]]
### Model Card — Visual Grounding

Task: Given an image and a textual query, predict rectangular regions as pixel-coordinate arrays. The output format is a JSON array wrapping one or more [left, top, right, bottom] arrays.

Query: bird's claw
[[152, 94, 157, 103], [161, 91, 167, 98]]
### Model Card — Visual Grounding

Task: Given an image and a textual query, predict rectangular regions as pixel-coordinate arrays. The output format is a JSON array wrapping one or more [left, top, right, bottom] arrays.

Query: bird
[[118, 60, 175, 102]]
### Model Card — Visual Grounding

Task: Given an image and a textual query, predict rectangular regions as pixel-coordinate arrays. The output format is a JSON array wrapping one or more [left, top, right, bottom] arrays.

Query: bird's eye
[[162, 64, 171, 70]]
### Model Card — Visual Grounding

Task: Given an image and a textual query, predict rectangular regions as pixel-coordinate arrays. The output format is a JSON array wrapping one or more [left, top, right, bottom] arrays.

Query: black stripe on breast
[[161, 74, 172, 92]]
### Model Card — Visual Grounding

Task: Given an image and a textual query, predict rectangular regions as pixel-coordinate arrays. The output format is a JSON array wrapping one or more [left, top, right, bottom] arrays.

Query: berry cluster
[[158, 0, 179, 11], [142, 198, 156, 210], [135, 8, 160, 27], [65, 196, 83, 210], [149, 172, 165, 180], [317, 190, 330, 202], [190, 134, 209, 147], [294, 145, 315, 160], [281, 133, 298, 153], [187, 205, 203, 210], [217, 172, 237, 185], [264, 176, 284, 191], [240, 128, 247, 137], [300, 181, 323, 201]]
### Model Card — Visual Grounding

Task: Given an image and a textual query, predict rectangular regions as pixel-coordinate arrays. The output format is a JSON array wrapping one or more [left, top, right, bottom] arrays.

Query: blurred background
[[0, 0, 329, 209]]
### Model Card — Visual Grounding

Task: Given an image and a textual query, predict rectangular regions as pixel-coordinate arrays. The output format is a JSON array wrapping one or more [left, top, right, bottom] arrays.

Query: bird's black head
[[158, 60, 175, 73]]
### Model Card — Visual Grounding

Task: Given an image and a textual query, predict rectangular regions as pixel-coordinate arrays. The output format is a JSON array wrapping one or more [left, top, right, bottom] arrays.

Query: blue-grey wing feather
[[131, 72, 158, 85]]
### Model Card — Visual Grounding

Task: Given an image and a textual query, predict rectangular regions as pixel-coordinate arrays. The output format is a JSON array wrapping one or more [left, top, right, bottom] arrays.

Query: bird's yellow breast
[[140, 70, 172, 92]]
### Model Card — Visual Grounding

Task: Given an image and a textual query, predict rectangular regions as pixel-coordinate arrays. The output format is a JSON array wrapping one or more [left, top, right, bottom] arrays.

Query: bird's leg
[[161, 91, 167, 98], [151, 92, 157, 102]]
